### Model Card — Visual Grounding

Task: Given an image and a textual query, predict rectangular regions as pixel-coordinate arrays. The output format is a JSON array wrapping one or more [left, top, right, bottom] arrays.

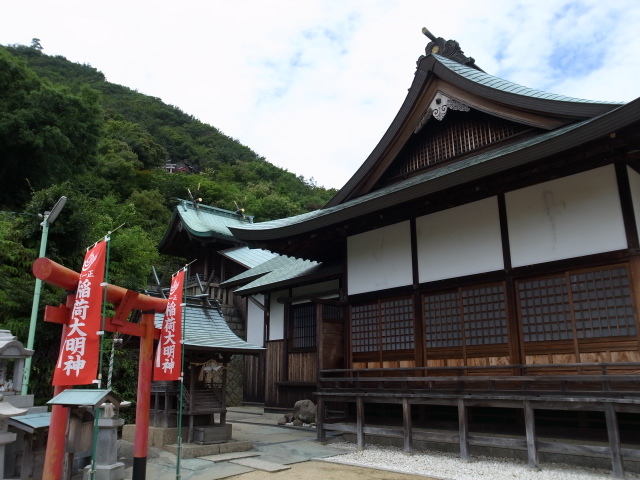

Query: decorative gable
[[378, 103, 537, 186]]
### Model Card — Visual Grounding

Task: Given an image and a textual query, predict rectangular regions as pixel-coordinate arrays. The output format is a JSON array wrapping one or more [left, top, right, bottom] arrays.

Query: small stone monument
[[0, 394, 27, 476]]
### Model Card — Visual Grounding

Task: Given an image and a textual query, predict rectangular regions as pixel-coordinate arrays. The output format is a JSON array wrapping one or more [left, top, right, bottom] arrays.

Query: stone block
[[122, 425, 188, 448], [3, 394, 34, 409], [219, 440, 252, 454], [83, 462, 125, 480], [193, 424, 232, 444]]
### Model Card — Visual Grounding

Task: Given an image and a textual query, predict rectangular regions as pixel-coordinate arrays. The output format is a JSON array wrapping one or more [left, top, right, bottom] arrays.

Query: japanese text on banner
[[154, 269, 185, 381], [52, 240, 107, 386]]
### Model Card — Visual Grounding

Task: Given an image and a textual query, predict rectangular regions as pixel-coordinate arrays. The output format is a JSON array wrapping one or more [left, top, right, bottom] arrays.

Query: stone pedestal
[[0, 395, 27, 478], [83, 417, 125, 480]]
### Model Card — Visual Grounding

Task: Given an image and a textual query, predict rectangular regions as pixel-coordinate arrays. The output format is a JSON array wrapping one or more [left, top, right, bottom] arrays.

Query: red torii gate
[[33, 257, 167, 480]]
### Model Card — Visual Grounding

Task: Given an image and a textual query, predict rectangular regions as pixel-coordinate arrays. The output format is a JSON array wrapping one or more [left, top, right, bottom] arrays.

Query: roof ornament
[[187, 187, 202, 210], [234, 200, 247, 219], [422, 27, 483, 71], [414, 91, 470, 133]]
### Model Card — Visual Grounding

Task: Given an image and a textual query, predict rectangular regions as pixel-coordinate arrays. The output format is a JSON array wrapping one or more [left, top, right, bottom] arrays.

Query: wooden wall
[[287, 352, 317, 382], [243, 352, 265, 404], [265, 340, 285, 407], [264, 340, 319, 409]]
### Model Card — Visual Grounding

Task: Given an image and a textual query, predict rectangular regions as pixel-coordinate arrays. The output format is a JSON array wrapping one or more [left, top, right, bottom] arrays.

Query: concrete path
[[116, 406, 426, 480]]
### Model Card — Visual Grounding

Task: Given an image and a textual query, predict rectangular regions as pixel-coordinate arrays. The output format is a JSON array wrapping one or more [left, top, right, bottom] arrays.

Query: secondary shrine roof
[[154, 304, 263, 354], [218, 246, 278, 269], [221, 252, 342, 295], [158, 200, 252, 255]]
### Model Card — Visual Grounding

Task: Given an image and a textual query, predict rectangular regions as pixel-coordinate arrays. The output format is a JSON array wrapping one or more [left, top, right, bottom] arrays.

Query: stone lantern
[[0, 330, 34, 409]]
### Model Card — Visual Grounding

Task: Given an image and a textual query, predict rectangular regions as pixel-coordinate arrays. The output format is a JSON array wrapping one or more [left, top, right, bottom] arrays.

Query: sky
[[2, 0, 640, 190]]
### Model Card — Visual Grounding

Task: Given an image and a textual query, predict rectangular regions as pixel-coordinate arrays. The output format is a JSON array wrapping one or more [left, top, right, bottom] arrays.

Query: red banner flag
[[53, 240, 107, 386], [153, 269, 185, 381]]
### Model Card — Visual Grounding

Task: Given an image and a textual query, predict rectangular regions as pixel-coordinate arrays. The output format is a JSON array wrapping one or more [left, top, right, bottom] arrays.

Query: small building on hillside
[[224, 31, 640, 475]]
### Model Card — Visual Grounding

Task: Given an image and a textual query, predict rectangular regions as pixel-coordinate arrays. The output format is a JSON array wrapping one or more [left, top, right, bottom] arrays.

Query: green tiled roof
[[9, 412, 51, 433], [154, 304, 263, 353], [219, 246, 278, 269], [221, 254, 317, 287], [174, 200, 253, 243], [233, 257, 321, 294], [48, 389, 121, 407], [434, 55, 622, 105]]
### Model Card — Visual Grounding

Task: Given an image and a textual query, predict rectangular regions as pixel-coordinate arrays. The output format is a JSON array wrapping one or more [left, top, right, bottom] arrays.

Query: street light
[[22, 196, 67, 395]]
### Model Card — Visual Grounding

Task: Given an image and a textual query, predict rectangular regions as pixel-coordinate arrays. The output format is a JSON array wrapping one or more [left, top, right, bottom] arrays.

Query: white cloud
[[2, 0, 640, 189]]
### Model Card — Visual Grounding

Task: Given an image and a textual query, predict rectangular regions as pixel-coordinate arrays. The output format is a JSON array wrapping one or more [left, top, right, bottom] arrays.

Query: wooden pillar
[[605, 403, 624, 479], [356, 396, 365, 449], [21, 431, 34, 479], [316, 397, 326, 442], [221, 355, 229, 425], [402, 397, 412, 453], [153, 392, 159, 427], [523, 400, 539, 469], [132, 313, 155, 480], [458, 398, 469, 460]]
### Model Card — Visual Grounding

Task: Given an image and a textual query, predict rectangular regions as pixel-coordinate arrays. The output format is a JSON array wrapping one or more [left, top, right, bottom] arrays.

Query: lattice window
[[423, 283, 508, 349], [380, 298, 415, 351], [351, 297, 415, 353], [291, 303, 316, 349], [424, 291, 462, 348], [382, 110, 532, 182], [352, 303, 379, 353], [517, 265, 637, 343], [463, 285, 509, 345], [518, 276, 572, 342], [571, 266, 636, 339]]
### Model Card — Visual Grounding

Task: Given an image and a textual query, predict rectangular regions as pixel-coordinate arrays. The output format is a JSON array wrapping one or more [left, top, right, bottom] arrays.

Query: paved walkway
[[118, 406, 429, 480]]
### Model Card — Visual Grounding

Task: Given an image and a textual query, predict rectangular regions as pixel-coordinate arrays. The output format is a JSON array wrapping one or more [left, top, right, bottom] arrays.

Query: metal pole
[[22, 214, 50, 395], [176, 266, 188, 480]]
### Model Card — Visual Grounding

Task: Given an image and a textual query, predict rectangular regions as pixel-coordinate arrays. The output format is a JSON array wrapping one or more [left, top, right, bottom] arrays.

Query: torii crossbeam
[[33, 257, 167, 480]]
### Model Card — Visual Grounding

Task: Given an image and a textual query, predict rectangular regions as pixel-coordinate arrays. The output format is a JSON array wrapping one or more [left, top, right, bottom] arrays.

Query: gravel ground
[[325, 442, 640, 480]]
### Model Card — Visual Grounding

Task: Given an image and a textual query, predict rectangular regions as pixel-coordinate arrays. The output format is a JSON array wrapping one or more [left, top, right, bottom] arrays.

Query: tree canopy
[[0, 43, 337, 405]]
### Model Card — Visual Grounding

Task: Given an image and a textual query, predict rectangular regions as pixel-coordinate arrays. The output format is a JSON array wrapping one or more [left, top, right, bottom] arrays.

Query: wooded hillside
[[0, 43, 336, 404]]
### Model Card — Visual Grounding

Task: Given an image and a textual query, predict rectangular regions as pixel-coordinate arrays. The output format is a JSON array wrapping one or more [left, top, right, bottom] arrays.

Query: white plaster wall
[[506, 165, 627, 268], [347, 221, 413, 295], [627, 166, 640, 235], [416, 196, 504, 283], [246, 294, 265, 347], [269, 290, 287, 341]]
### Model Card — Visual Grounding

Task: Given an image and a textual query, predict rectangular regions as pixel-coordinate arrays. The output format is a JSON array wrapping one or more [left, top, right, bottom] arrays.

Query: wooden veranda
[[316, 363, 640, 478]]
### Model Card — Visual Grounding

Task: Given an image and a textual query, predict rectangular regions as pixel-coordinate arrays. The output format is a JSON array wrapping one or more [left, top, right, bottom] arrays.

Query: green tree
[[0, 47, 102, 206]]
